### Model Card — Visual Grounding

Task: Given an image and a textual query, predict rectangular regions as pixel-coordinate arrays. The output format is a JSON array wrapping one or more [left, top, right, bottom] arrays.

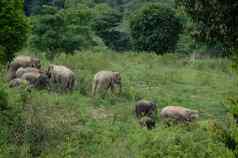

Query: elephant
[[21, 71, 49, 89], [9, 78, 29, 88], [7, 55, 41, 80], [160, 106, 199, 123], [135, 100, 157, 119], [16, 67, 40, 78], [139, 116, 156, 130], [92, 71, 121, 96], [46, 64, 75, 91]]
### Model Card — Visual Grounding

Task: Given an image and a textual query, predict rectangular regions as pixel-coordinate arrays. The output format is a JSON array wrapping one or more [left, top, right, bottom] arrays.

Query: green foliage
[[0, 88, 8, 111], [226, 97, 238, 121], [133, 126, 234, 158], [1, 50, 237, 157], [62, 5, 96, 52], [176, 0, 238, 51], [0, 0, 29, 61], [231, 50, 238, 76], [30, 6, 64, 56], [93, 5, 131, 51], [129, 4, 182, 54], [30, 5, 96, 56], [24, 0, 67, 16], [0, 46, 6, 65], [208, 117, 238, 157]]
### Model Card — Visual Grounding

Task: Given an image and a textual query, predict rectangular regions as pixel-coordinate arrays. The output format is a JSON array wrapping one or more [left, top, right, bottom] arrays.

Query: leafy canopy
[[30, 5, 96, 56], [0, 0, 29, 61], [129, 3, 182, 54], [176, 0, 238, 51]]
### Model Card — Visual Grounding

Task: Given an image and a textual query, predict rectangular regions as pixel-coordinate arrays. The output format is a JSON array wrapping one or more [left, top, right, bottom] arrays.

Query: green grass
[[0, 50, 237, 157]]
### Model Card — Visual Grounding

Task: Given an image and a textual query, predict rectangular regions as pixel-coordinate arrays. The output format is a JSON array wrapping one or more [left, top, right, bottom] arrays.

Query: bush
[[93, 5, 131, 51], [210, 94, 238, 157], [131, 126, 235, 158], [208, 118, 238, 157], [129, 4, 182, 54], [226, 97, 238, 122], [62, 5, 96, 53], [30, 5, 96, 57], [0, 0, 29, 61], [30, 5, 64, 57], [99, 30, 132, 51]]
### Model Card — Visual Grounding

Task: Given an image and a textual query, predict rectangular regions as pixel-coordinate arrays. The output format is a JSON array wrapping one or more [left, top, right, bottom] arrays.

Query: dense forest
[[1, 0, 238, 157]]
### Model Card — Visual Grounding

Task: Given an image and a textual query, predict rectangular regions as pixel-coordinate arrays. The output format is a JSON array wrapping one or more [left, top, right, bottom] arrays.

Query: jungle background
[[0, 0, 238, 157]]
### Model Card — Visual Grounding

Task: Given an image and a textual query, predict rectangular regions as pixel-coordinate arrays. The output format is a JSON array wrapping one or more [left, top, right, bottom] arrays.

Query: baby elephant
[[139, 116, 156, 130], [92, 71, 122, 96], [160, 106, 199, 123], [47, 64, 75, 91], [135, 100, 157, 119], [9, 78, 29, 88], [7, 55, 41, 80]]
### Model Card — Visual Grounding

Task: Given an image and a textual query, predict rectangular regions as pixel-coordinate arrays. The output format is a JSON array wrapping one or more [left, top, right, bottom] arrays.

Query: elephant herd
[[7, 55, 121, 94], [7, 56, 75, 90], [6, 55, 199, 129]]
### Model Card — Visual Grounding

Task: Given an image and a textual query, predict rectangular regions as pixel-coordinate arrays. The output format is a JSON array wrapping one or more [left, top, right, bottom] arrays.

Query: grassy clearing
[[1, 50, 237, 157]]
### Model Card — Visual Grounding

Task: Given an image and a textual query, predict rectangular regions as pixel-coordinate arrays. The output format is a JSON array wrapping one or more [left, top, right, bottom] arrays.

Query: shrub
[[62, 5, 96, 53], [0, 0, 29, 61], [129, 4, 182, 54], [208, 118, 238, 157], [30, 5, 64, 57], [30, 5, 96, 57], [226, 96, 238, 122], [131, 126, 235, 158], [93, 5, 131, 51]]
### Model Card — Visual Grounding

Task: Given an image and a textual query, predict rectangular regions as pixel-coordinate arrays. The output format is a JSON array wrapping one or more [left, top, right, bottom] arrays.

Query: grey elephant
[[135, 100, 157, 119], [21, 71, 49, 89], [92, 70, 121, 96], [16, 67, 40, 78], [160, 106, 199, 123], [139, 116, 156, 130], [46, 64, 75, 91], [7, 56, 41, 80]]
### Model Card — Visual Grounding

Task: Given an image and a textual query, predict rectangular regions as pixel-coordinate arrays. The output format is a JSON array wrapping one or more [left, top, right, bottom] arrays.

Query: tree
[[176, 0, 238, 52], [0, 0, 29, 62], [30, 5, 64, 56], [129, 4, 182, 53], [30, 5, 96, 56], [24, 0, 65, 16], [93, 4, 131, 51], [62, 4, 96, 52]]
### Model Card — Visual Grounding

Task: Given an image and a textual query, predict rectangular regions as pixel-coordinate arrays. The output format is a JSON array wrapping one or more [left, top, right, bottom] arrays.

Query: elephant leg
[[92, 80, 98, 96]]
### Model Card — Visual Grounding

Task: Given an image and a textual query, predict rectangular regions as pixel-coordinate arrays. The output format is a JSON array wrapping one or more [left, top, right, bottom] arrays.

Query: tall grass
[[0, 50, 237, 157]]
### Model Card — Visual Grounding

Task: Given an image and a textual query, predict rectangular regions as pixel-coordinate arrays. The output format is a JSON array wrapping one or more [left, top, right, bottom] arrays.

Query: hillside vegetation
[[0, 50, 237, 157], [1, 0, 238, 157]]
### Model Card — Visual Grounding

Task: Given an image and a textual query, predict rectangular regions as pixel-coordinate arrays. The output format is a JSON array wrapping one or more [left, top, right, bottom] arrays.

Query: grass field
[[1, 50, 237, 157]]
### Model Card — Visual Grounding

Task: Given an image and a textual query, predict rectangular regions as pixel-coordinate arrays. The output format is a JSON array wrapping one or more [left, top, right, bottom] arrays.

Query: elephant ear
[[111, 72, 118, 83], [114, 72, 121, 80]]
